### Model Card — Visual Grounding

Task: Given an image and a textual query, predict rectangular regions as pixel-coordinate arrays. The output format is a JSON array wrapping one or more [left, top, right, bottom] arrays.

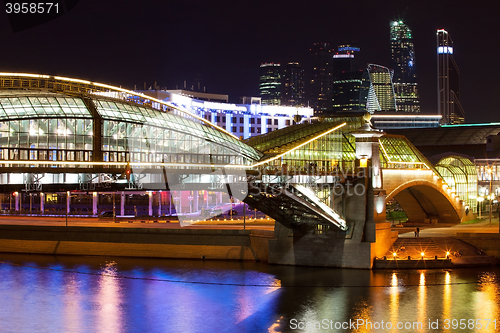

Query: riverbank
[[0, 224, 273, 262]]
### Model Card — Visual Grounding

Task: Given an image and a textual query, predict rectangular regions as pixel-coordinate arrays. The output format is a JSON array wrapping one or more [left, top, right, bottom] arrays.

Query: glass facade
[[379, 135, 429, 168], [331, 70, 370, 112], [245, 117, 362, 173], [437, 29, 465, 124], [0, 92, 93, 165], [95, 99, 261, 166], [0, 90, 262, 169], [435, 156, 477, 213], [390, 20, 420, 113], [366, 64, 396, 112], [282, 63, 305, 107], [259, 63, 281, 106], [310, 43, 333, 114]]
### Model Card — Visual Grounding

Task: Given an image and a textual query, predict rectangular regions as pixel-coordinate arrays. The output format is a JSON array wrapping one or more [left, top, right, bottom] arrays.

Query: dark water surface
[[0, 253, 499, 333]]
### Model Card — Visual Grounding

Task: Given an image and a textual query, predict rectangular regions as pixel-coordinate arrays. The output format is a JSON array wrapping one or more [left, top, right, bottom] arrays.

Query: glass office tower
[[437, 29, 465, 124], [282, 62, 305, 107], [310, 43, 333, 114], [259, 63, 281, 106], [390, 20, 420, 113]]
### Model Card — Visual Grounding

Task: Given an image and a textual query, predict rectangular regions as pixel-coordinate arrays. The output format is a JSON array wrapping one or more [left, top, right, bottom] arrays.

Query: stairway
[[380, 237, 500, 268], [388, 238, 444, 259]]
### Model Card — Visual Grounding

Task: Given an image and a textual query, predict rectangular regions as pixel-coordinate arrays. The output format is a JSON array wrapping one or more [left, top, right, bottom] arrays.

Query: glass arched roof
[[0, 91, 91, 120], [0, 90, 263, 163], [435, 155, 478, 212], [93, 98, 262, 161]]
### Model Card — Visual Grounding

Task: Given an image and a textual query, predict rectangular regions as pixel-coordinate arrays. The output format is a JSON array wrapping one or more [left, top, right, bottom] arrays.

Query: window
[[286, 120, 290, 125], [250, 127, 255, 133], [250, 118, 255, 124], [257, 119, 261, 124], [267, 119, 272, 125], [232, 127, 237, 132], [274, 119, 278, 125], [216, 116, 220, 122], [239, 118, 244, 123], [257, 128, 261, 134], [222, 117, 226, 122], [239, 127, 243, 132]]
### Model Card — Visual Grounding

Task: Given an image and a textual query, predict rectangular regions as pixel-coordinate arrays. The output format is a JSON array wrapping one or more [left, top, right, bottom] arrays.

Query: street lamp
[[487, 167, 493, 227]]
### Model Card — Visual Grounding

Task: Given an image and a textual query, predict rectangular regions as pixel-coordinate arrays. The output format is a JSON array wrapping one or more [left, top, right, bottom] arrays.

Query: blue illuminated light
[[338, 46, 360, 52]]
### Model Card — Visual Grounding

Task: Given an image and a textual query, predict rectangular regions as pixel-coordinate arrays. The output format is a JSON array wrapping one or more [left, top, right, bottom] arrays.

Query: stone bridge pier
[[268, 117, 396, 269]]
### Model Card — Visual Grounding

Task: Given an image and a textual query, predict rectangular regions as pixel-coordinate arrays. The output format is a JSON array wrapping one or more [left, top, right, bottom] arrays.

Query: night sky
[[1, 0, 498, 123]]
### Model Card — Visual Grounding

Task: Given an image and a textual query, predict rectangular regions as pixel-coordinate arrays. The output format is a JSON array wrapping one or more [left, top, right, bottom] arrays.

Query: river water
[[0, 253, 499, 333]]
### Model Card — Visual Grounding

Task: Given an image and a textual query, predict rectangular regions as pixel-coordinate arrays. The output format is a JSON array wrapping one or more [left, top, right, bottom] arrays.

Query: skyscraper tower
[[366, 64, 396, 113], [437, 29, 465, 124], [331, 70, 370, 112], [310, 43, 333, 114], [390, 20, 420, 113], [259, 63, 281, 105], [282, 62, 305, 106], [332, 44, 360, 80]]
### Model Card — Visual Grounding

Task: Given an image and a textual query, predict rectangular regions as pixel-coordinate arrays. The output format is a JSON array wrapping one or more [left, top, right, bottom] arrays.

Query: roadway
[[397, 219, 500, 237], [0, 215, 275, 230]]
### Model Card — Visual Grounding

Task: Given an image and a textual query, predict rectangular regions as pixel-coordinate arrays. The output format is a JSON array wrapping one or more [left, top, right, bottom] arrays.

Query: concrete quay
[[0, 217, 498, 270], [0, 223, 273, 262]]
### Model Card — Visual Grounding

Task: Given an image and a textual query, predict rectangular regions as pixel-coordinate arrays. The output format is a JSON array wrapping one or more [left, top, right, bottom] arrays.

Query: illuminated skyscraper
[[259, 63, 281, 105], [390, 20, 420, 112], [282, 62, 305, 106], [437, 29, 464, 124], [310, 42, 333, 114], [332, 44, 360, 80], [332, 70, 370, 112], [366, 64, 396, 113]]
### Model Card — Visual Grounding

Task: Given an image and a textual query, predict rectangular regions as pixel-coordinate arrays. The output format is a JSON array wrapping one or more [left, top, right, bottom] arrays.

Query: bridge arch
[[383, 170, 463, 224]]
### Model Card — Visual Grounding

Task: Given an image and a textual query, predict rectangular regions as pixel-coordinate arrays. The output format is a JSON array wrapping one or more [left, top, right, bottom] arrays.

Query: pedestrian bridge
[[0, 73, 473, 228], [0, 73, 476, 268]]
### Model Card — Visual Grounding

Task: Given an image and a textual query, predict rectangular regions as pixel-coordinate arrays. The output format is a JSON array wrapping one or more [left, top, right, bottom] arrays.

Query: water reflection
[[390, 273, 399, 326], [0, 254, 499, 333], [475, 272, 499, 333], [96, 261, 122, 333], [418, 271, 426, 331], [443, 271, 451, 326]]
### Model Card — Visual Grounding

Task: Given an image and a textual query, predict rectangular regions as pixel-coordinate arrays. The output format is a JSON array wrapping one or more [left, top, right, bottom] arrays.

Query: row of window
[[0, 148, 92, 162], [209, 116, 289, 126]]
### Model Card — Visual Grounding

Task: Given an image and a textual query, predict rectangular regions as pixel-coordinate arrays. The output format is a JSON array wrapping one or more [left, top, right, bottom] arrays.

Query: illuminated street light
[[487, 167, 493, 227]]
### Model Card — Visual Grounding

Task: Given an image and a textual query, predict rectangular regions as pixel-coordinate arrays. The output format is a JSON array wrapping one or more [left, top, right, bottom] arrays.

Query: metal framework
[[435, 156, 478, 213]]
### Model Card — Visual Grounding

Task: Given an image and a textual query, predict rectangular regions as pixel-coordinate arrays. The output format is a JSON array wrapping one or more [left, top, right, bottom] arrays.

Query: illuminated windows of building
[[366, 64, 396, 113], [310, 43, 333, 114], [437, 29, 465, 124], [390, 20, 420, 113], [259, 63, 281, 106], [331, 70, 370, 112], [282, 63, 305, 107]]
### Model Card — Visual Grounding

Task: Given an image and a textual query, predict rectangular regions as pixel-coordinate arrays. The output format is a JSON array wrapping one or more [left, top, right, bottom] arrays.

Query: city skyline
[[0, 1, 498, 122]]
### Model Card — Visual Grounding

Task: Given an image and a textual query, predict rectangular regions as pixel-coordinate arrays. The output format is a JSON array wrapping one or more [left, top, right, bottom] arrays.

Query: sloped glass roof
[[94, 98, 262, 161], [435, 155, 478, 213], [0, 91, 91, 120], [379, 135, 429, 165]]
